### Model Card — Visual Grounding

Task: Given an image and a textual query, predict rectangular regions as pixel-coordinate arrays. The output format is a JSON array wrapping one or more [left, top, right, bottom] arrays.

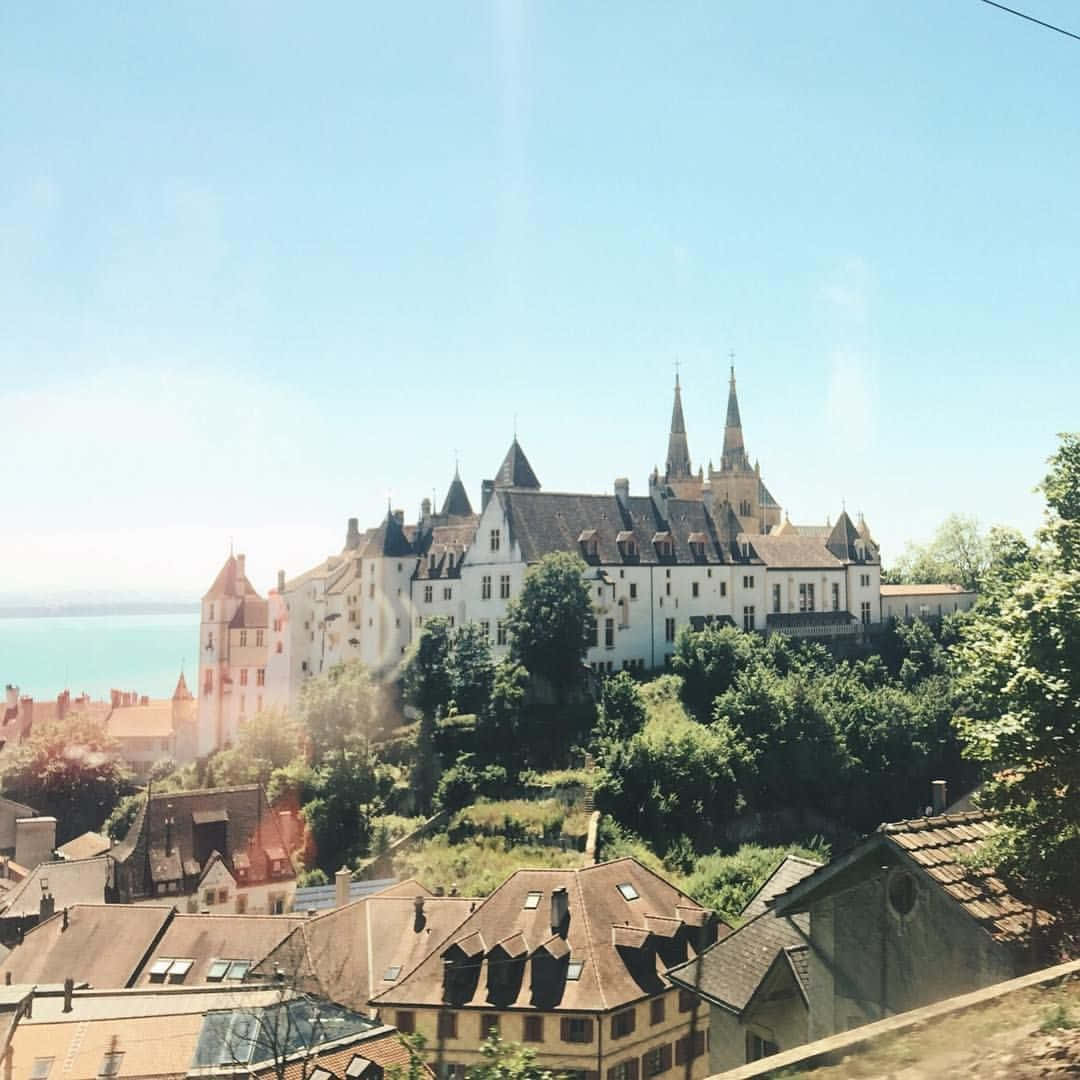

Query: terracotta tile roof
[[138, 912, 308, 987], [276, 1028, 431, 1080], [230, 595, 269, 629], [0, 903, 174, 988], [0, 857, 110, 918], [251, 891, 476, 1012], [879, 811, 1051, 944], [371, 858, 718, 1014], [55, 831, 110, 861], [107, 701, 174, 739]]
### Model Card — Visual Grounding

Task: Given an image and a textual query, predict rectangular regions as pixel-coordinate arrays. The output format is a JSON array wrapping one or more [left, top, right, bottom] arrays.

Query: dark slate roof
[[740, 856, 822, 922], [361, 512, 415, 559], [494, 439, 541, 490], [414, 523, 479, 580], [667, 907, 808, 1015], [292, 876, 400, 913], [758, 479, 780, 510], [666, 377, 692, 479], [786, 943, 810, 996], [441, 471, 474, 517], [826, 510, 878, 563], [0, 857, 110, 918], [498, 490, 745, 566], [111, 785, 295, 900]]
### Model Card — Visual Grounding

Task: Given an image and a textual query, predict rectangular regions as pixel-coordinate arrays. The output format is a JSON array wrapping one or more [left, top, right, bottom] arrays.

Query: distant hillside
[[0, 601, 200, 619]]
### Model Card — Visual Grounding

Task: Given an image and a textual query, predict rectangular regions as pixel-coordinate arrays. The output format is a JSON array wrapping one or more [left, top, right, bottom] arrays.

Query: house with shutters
[[369, 858, 722, 1080]]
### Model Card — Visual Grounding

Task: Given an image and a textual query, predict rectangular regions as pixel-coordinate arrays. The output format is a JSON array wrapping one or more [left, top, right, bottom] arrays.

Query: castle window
[[629, 583, 638, 600], [665, 618, 675, 642], [490, 529, 501, 552], [482, 575, 492, 599], [424, 586, 433, 604], [799, 583, 815, 612], [480, 619, 490, 639], [429, 554, 437, 571], [743, 605, 756, 631], [500, 575, 511, 599], [861, 601, 872, 625], [832, 583, 841, 610], [740, 499, 752, 517], [720, 582, 727, 597], [578, 529, 599, 558], [239, 669, 248, 686], [496, 620, 508, 646], [443, 586, 453, 601], [692, 582, 699, 598], [239, 631, 248, 647], [772, 584, 782, 613], [447, 552, 455, 570], [605, 618, 615, 648], [743, 575, 755, 589]]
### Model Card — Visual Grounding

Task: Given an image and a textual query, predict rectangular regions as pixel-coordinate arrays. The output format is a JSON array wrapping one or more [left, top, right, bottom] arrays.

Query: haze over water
[[0, 612, 199, 701]]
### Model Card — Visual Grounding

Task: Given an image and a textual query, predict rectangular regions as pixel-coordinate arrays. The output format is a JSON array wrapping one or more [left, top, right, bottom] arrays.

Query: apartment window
[[832, 583, 841, 610], [217, 888, 229, 904], [369, 583, 375, 598], [678, 989, 699, 1013], [499, 574, 511, 599], [609, 1062, 636, 1080], [772, 584, 781, 613], [239, 668, 248, 686], [523, 1015, 543, 1042], [861, 601, 872, 625], [496, 620, 508, 646], [720, 581, 727, 597], [204, 888, 215, 906], [31, 1060, 55, 1080], [742, 574, 755, 589], [665, 581, 671, 597], [480, 1014, 500, 1038], [239, 630, 248, 647], [561, 1018, 594, 1043], [664, 617, 675, 643], [605, 618, 615, 648], [611, 1008, 636, 1039], [743, 605, 755, 631], [480, 619, 491, 639], [255, 629, 264, 647], [644, 1045, 671, 1077], [629, 582, 638, 600], [490, 529, 501, 552], [239, 694, 246, 715], [437, 1012, 458, 1039], [482, 575, 492, 599], [650, 997, 666, 1025], [443, 586, 453, 601], [396, 1011, 416, 1034], [424, 585, 433, 604], [98, 1052, 125, 1078], [675, 1032, 706, 1065], [799, 583, 815, 612]]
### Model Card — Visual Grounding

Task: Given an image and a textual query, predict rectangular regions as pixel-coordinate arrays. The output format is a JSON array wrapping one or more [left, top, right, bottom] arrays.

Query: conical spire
[[665, 373, 692, 480], [172, 671, 193, 701], [440, 463, 474, 517], [721, 365, 748, 470], [494, 438, 541, 490]]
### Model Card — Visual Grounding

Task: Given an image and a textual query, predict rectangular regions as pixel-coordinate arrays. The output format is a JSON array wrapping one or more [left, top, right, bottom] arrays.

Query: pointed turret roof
[[494, 438, 540, 490], [172, 672, 193, 701], [665, 374, 692, 480], [826, 510, 862, 561], [202, 553, 259, 601], [363, 509, 415, 558], [721, 366, 748, 470], [440, 466, 474, 517]]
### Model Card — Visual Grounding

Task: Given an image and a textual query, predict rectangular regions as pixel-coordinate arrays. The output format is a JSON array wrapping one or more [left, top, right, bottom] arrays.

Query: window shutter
[[607, 1068, 618, 1080], [628, 1010, 636, 1036], [585, 1072, 599, 1080], [693, 1031, 705, 1058], [639, 1054, 649, 1079], [661, 1043, 673, 1072], [628, 1059, 639, 1080], [583, 1018, 594, 1043], [561, 1018, 571, 1042], [675, 1038, 686, 1066]]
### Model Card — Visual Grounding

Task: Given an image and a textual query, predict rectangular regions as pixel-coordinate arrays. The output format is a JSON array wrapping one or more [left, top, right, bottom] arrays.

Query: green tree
[[450, 622, 496, 717], [0, 712, 132, 842], [506, 552, 592, 697], [467, 1034, 556, 1080], [402, 618, 454, 718], [955, 433, 1080, 905], [299, 660, 381, 762], [591, 671, 647, 757], [208, 708, 303, 789], [671, 623, 763, 722], [889, 513, 990, 591]]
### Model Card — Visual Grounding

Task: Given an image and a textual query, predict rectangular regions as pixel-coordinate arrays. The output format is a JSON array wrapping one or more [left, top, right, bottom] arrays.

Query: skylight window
[[168, 959, 193, 979], [148, 959, 171, 979], [226, 960, 251, 980], [523, 891, 542, 909], [30, 1059, 54, 1080], [383, 965, 402, 981], [566, 960, 584, 981], [98, 1052, 124, 1079], [616, 883, 639, 901], [207, 959, 231, 982]]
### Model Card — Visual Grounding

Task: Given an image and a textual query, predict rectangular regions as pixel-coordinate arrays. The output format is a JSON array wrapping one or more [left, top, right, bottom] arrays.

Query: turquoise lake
[[0, 613, 201, 701]]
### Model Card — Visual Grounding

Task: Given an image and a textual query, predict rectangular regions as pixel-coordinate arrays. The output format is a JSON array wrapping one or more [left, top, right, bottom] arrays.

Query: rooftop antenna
[[729, 349, 736, 378], [513, 413, 518, 440], [674, 357, 681, 387]]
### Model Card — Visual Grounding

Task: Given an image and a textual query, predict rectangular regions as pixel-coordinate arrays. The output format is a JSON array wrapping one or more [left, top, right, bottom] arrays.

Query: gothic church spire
[[721, 364, 749, 470], [665, 372, 692, 480]]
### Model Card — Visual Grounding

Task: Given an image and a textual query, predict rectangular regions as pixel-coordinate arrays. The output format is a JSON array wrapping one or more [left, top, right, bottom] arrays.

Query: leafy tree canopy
[[506, 552, 592, 694]]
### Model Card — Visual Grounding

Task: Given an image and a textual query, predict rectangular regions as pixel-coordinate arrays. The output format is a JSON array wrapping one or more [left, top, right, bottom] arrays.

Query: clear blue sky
[[2, 2, 1078, 598]]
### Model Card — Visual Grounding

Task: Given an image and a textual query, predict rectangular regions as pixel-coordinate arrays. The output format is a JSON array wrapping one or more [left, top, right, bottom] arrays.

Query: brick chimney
[[3, 685, 16, 711], [236, 553, 246, 581], [62, 977, 74, 1013], [39, 879, 55, 921], [931, 780, 947, 815], [277, 569, 286, 593], [614, 478, 630, 510], [481, 479, 494, 511]]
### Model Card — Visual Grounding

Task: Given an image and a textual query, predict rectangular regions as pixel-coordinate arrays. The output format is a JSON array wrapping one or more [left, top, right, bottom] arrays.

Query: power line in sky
[[978, 0, 1080, 43]]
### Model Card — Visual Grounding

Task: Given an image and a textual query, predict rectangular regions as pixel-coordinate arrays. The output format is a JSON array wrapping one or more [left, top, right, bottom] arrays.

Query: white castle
[[197, 370, 881, 755]]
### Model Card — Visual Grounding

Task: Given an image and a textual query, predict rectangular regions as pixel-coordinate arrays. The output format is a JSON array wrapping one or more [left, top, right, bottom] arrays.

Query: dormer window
[[429, 554, 437, 571], [447, 552, 456, 570], [687, 532, 708, 560], [578, 529, 599, 558], [652, 532, 673, 558], [616, 531, 638, 559]]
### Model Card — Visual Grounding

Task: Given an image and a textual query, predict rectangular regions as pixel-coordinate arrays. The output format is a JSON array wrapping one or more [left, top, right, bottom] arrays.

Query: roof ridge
[[881, 809, 993, 832], [572, 857, 607, 1012]]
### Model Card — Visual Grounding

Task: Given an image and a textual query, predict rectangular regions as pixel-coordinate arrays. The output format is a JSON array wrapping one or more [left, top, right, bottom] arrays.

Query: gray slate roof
[[494, 439, 541, 489], [741, 855, 823, 921], [746, 534, 844, 570]]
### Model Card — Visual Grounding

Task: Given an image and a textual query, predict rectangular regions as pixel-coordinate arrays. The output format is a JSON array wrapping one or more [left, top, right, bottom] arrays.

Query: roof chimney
[[414, 895, 425, 917], [614, 478, 629, 510], [62, 977, 74, 1013], [277, 569, 286, 593], [550, 887, 569, 936], [236, 554, 246, 580], [481, 479, 495, 512], [931, 780, 947, 816], [39, 879, 55, 921], [346, 518, 361, 550], [335, 866, 352, 908], [62, 907, 69, 931]]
